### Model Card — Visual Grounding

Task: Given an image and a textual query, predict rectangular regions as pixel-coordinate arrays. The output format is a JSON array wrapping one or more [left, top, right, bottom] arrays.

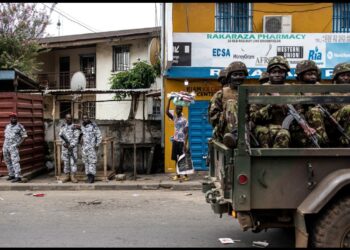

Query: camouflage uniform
[[2, 123, 27, 178], [259, 71, 269, 85], [218, 68, 228, 87], [249, 56, 291, 148], [326, 63, 350, 146], [290, 60, 329, 147], [81, 122, 102, 176], [209, 86, 238, 141], [59, 123, 80, 174], [209, 62, 247, 143], [208, 68, 228, 131]]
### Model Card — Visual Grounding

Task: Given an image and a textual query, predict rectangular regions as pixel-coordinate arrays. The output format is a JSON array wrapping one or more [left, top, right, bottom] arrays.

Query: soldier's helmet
[[226, 61, 248, 77], [332, 62, 350, 81], [267, 56, 290, 73], [259, 71, 269, 83], [295, 60, 320, 81], [217, 68, 227, 82]]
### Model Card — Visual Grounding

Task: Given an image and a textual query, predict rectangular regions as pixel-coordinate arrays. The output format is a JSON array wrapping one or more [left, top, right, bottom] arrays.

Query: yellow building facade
[[164, 3, 336, 173]]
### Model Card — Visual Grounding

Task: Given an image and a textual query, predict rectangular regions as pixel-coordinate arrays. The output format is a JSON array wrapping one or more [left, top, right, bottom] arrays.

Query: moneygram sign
[[167, 33, 350, 79], [326, 43, 350, 68]]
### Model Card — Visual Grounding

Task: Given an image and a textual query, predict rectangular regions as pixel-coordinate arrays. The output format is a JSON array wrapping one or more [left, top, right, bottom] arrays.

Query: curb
[[0, 182, 202, 191]]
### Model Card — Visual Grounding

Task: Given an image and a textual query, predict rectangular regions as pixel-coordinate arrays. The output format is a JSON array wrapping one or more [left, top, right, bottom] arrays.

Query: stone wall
[[44, 119, 163, 174]]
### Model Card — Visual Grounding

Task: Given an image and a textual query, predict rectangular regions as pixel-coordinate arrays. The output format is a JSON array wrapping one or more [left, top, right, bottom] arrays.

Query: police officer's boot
[[62, 173, 70, 183], [70, 173, 78, 183], [86, 174, 91, 183], [6, 175, 15, 181], [90, 175, 95, 183], [11, 177, 21, 183]]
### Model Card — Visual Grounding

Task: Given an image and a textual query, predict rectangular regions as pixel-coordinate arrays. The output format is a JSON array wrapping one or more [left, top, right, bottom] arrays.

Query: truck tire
[[312, 196, 350, 248]]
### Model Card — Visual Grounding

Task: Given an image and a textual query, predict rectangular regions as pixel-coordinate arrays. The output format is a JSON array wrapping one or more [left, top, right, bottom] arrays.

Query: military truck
[[203, 84, 350, 248]]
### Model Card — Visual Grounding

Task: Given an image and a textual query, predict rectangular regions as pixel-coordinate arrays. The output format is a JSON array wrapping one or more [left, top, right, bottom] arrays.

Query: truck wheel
[[312, 196, 350, 248]]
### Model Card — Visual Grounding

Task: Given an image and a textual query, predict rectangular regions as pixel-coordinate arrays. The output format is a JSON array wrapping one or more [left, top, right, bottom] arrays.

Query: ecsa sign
[[212, 48, 231, 57]]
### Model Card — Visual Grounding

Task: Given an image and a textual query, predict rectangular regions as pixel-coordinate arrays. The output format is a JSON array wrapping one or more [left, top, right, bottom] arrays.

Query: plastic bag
[[176, 152, 194, 175], [173, 97, 191, 107], [167, 91, 196, 107]]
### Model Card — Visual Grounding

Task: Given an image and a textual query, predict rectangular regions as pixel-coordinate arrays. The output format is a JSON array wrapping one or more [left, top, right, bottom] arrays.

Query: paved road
[[0, 190, 294, 247]]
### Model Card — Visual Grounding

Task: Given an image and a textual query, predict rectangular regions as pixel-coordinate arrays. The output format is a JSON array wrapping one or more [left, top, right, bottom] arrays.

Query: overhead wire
[[52, 4, 100, 32], [41, 3, 99, 33]]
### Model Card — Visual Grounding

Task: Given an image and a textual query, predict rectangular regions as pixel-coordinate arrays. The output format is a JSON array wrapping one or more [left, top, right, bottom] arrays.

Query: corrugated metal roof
[[38, 27, 161, 47], [0, 69, 43, 91], [145, 90, 161, 97], [19, 88, 156, 95]]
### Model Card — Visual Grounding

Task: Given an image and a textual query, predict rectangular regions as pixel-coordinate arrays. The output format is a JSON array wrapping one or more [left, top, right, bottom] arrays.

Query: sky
[[43, 3, 161, 37]]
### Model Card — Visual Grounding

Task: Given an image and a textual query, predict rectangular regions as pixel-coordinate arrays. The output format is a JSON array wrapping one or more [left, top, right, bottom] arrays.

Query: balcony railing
[[35, 71, 96, 90]]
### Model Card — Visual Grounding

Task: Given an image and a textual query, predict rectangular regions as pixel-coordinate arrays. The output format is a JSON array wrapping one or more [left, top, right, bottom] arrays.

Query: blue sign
[[165, 67, 334, 80], [308, 46, 322, 61], [326, 43, 350, 68]]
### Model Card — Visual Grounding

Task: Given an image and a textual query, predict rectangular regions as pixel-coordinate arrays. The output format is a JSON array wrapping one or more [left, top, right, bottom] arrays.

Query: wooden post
[[142, 94, 145, 172], [103, 140, 107, 182], [111, 140, 115, 174], [134, 119, 137, 181], [52, 96, 58, 178], [56, 141, 62, 179]]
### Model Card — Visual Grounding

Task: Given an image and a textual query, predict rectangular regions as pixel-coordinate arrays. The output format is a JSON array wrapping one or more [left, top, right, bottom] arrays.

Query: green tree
[[0, 3, 55, 78], [109, 60, 157, 119]]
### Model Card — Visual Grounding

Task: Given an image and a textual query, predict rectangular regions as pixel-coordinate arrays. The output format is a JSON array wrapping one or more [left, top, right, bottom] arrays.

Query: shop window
[[112, 45, 130, 72], [333, 3, 350, 32], [215, 3, 252, 33]]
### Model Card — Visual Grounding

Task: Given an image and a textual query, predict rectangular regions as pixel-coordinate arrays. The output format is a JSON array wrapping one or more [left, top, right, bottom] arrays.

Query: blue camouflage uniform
[[81, 122, 102, 176], [59, 123, 80, 174], [3, 123, 27, 178]]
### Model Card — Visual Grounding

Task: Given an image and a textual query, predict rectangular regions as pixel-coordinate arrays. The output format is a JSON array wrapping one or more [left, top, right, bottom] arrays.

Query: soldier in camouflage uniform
[[208, 68, 228, 137], [326, 62, 350, 146], [217, 68, 228, 87], [249, 56, 291, 148], [2, 113, 27, 183], [208, 62, 248, 144], [59, 114, 80, 183], [259, 71, 269, 85], [80, 114, 102, 183], [290, 60, 329, 147]]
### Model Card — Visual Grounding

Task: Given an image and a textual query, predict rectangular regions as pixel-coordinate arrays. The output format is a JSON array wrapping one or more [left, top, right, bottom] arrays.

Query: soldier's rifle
[[60, 134, 77, 163], [317, 104, 350, 143], [282, 104, 320, 148], [246, 122, 260, 147]]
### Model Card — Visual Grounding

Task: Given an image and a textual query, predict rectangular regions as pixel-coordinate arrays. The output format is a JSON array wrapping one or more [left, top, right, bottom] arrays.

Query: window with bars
[[80, 102, 96, 120], [215, 3, 252, 33], [333, 3, 350, 32], [112, 45, 130, 72], [59, 102, 72, 119], [148, 98, 161, 120]]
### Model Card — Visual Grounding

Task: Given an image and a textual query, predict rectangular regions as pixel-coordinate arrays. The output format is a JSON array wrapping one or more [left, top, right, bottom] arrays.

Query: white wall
[[38, 37, 161, 121], [52, 47, 96, 88], [95, 38, 161, 120]]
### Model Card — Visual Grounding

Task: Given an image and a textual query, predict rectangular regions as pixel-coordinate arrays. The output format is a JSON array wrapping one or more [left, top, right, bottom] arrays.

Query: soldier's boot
[[70, 173, 78, 183], [62, 173, 70, 183]]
